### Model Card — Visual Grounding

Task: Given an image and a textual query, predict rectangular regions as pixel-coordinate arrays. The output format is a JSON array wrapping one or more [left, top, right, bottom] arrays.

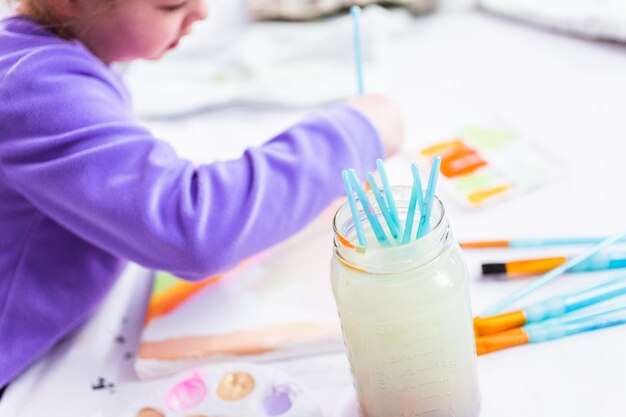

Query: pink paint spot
[[166, 372, 207, 411]]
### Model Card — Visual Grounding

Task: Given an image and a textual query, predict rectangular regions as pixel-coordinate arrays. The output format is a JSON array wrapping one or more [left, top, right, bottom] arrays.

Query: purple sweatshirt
[[0, 16, 383, 387]]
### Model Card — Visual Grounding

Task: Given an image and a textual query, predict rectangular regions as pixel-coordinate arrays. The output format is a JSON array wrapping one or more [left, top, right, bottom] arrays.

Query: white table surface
[[3, 6, 626, 417]]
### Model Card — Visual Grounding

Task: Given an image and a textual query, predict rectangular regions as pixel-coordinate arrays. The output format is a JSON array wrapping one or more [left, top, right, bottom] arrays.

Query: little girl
[[0, 0, 404, 389]]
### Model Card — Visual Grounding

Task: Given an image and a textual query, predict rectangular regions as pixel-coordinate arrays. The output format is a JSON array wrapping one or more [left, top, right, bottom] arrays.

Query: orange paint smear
[[468, 185, 511, 205], [144, 256, 267, 326], [421, 139, 468, 158], [145, 275, 222, 325], [138, 323, 338, 360], [337, 255, 366, 273], [460, 240, 509, 248], [334, 233, 365, 271], [440, 149, 487, 178], [337, 233, 355, 249]]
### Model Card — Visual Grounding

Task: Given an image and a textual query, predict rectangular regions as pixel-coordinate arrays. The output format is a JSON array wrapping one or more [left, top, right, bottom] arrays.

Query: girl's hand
[[348, 94, 404, 158]]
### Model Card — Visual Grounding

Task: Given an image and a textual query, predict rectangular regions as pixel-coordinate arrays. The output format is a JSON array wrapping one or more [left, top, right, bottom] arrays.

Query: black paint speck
[[92, 377, 115, 392]]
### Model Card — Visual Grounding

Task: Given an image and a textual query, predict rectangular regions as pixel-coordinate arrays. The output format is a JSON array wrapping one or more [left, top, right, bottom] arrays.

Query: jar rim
[[332, 186, 446, 251], [332, 186, 449, 275]]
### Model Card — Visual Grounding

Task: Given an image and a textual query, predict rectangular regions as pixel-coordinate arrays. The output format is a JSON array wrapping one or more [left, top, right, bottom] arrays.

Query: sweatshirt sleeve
[[0, 46, 384, 280]]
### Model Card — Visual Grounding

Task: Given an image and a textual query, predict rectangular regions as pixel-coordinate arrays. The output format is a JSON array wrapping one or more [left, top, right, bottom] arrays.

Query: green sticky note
[[461, 127, 516, 149], [454, 172, 502, 193]]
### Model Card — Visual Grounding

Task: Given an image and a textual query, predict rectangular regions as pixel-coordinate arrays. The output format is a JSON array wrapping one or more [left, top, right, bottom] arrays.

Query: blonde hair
[[15, 0, 72, 37], [12, 0, 115, 39]]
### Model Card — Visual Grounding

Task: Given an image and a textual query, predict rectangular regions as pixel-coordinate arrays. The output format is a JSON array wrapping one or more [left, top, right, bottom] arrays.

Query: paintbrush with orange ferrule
[[476, 304, 626, 355], [482, 251, 626, 278], [480, 233, 626, 317], [474, 276, 626, 337], [461, 236, 626, 249]]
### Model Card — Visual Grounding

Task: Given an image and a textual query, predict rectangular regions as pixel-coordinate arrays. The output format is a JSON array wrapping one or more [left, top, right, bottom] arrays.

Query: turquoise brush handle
[[609, 257, 626, 269], [348, 169, 390, 246], [416, 156, 441, 239], [509, 237, 626, 248], [401, 164, 424, 244], [564, 312, 626, 335], [570, 252, 626, 272], [527, 312, 626, 343], [564, 278, 626, 310], [481, 232, 626, 316], [536, 303, 626, 327], [524, 277, 626, 323], [350, 6, 364, 95], [342, 170, 367, 246], [526, 322, 568, 343], [366, 173, 399, 240], [376, 159, 401, 232]]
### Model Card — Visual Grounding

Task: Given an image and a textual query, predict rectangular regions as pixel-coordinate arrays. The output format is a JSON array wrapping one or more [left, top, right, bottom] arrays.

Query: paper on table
[[135, 205, 344, 379]]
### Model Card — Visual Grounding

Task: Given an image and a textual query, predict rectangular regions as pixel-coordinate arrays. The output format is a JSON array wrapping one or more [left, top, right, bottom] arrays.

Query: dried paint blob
[[262, 385, 294, 416], [216, 371, 255, 401], [136, 407, 165, 417], [166, 372, 207, 411]]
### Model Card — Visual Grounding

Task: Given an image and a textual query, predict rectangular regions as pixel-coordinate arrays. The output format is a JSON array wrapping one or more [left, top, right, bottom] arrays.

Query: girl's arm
[[0, 46, 384, 280]]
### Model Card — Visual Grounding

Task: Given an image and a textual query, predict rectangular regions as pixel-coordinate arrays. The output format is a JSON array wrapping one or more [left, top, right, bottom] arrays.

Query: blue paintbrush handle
[[481, 232, 626, 316], [402, 164, 424, 244], [376, 159, 401, 232], [527, 310, 626, 343], [348, 169, 389, 246], [342, 170, 367, 247], [416, 156, 441, 239], [570, 251, 626, 272], [350, 6, 364, 95], [366, 173, 399, 240], [523, 277, 626, 323], [510, 237, 626, 248]]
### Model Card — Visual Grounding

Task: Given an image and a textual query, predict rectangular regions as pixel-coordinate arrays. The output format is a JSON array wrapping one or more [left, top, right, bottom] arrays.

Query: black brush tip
[[482, 263, 507, 275]]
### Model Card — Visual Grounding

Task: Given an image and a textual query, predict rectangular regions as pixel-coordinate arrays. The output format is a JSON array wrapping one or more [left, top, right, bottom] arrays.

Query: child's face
[[73, 0, 209, 63]]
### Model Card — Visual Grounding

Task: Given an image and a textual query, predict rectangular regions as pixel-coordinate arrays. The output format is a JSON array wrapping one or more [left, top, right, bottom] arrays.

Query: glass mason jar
[[331, 186, 481, 417]]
